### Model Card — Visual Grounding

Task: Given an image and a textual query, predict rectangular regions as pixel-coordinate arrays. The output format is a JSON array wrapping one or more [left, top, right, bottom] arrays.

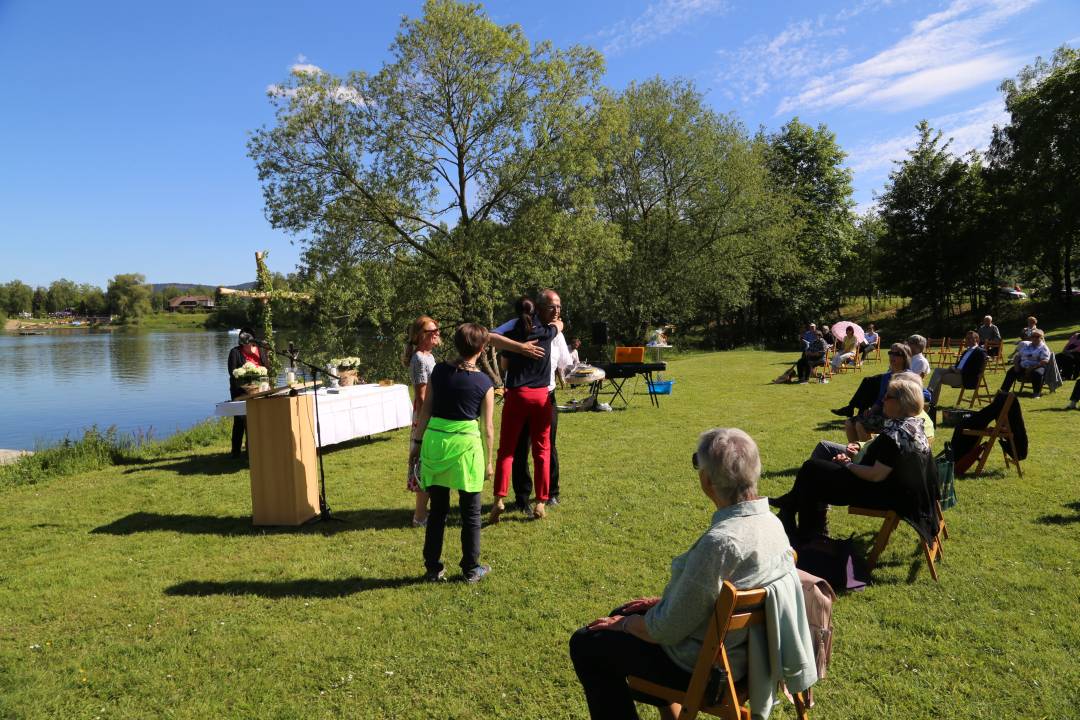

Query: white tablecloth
[[214, 384, 412, 447]]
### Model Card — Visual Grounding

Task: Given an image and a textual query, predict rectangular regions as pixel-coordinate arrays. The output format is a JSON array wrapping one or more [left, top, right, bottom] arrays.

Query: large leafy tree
[[991, 46, 1080, 303], [759, 118, 855, 329], [249, 0, 610, 373], [593, 78, 785, 343], [4, 280, 33, 316], [878, 122, 984, 330], [107, 273, 152, 323]]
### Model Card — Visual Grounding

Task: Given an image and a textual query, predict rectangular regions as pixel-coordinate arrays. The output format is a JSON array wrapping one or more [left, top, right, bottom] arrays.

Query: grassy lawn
[[128, 312, 212, 331], [2, 327, 1079, 719]]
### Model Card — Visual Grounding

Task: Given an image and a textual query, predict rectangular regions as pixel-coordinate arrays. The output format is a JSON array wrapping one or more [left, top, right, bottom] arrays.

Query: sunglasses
[[423, 328, 441, 335]]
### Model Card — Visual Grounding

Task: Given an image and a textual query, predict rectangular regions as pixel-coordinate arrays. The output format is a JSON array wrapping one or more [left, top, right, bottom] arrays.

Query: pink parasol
[[831, 321, 865, 344]]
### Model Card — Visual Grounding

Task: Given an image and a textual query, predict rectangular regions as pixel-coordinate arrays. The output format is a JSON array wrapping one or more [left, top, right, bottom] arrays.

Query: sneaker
[[546, 496, 560, 508], [423, 568, 447, 583], [411, 517, 427, 528], [464, 564, 491, 584]]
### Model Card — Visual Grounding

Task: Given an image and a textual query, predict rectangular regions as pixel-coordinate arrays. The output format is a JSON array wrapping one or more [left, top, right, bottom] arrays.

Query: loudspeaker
[[591, 321, 608, 346]]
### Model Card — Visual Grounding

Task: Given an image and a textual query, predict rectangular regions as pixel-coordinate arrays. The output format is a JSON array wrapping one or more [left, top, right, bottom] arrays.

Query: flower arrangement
[[232, 362, 268, 384], [331, 357, 362, 386], [331, 356, 362, 370]]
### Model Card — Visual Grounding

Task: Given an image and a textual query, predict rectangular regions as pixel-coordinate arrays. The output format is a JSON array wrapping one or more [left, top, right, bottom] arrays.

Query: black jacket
[[228, 345, 269, 398], [953, 346, 987, 389]]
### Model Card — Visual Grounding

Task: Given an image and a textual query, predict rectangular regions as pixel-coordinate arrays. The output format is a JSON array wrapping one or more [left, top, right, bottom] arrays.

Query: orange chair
[[615, 346, 646, 364]]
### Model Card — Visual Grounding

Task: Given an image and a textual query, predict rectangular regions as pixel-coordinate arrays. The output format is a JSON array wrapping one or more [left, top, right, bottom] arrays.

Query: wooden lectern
[[245, 394, 320, 525]]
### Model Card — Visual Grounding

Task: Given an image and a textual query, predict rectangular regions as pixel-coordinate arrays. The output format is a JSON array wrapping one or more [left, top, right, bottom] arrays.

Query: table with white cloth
[[214, 384, 413, 447]]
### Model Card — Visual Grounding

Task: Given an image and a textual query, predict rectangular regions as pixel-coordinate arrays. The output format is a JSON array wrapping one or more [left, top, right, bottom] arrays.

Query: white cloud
[[597, 0, 729, 56], [778, 0, 1037, 113], [845, 98, 1008, 176], [716, 19, 849, 102]]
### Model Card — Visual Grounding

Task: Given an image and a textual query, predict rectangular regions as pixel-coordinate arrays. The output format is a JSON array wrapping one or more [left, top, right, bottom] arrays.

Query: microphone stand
[[255, 339, 342, 523]]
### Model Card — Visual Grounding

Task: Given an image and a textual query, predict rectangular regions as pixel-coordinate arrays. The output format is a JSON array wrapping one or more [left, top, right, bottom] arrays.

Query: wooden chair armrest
[[627, 677, 685, 705], [848, 506, 891, 518], [961, 428, 990, 437]]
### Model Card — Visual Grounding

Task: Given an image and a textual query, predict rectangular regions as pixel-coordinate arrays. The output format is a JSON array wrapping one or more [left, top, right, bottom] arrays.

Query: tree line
[[0, 274, 211, 323], [245, 0, 1077, 380]]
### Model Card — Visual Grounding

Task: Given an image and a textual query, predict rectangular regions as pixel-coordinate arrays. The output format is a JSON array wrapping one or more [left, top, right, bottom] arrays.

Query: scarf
[[881, 416, 930, 455]]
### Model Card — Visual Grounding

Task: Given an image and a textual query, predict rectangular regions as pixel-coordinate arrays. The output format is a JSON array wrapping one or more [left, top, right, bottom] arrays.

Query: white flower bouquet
[[331, 356, 363, 386]]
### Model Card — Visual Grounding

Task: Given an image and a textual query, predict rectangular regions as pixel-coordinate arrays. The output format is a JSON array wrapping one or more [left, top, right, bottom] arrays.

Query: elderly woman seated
[[569, 429, 816, 720], [772, 375, 936, 543]]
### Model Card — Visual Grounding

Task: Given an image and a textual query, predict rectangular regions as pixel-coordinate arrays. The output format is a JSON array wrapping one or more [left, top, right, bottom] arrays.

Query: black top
[[502, 317, 557, 389], [430, 362, 494, 421], [227, 345, 268, 398], [860, 434, 900, 469]]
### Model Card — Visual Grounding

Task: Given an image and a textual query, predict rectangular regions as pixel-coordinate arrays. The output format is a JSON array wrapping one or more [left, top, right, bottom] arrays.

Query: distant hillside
[[149, 282, 256, 294]]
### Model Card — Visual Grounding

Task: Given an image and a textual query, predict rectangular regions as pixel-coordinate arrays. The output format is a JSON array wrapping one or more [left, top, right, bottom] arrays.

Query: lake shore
[[0, 449, 33, 465]]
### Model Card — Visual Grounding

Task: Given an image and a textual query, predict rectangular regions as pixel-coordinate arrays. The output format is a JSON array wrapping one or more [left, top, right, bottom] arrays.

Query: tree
[[4, 280, 33, 316], [46, 278, 79, 313], [32, 287, 47, 316], [759, 118, 856, 328], [592, 78, 785, 343], [877, 121, 983, 330], [991, 46, 1080, 303], [78, 284, 107, 316], [107, 273, 152, 323], [249, 0, 608, 376]]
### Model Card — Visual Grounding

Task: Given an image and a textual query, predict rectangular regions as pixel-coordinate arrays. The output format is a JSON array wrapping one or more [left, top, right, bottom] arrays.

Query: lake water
[[2, 329, 242, 450]]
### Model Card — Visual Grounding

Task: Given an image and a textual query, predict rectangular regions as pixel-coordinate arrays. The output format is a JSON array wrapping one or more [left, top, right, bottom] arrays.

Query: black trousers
[[785, 459, 896, 538], [1058, 351, 1079, 380], [569, 607, 691, 720], [796, 356, 822, 382], [1000, 366, 1045, 395], [1071, 379, 1080, 403], [423, 485, 481, 575], [845, 375, 883, 414], [229, 388, 246, 455], [512, 390, 560, 502]]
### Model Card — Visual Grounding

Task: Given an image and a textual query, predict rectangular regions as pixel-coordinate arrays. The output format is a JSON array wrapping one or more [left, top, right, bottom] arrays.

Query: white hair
[[696, 428, 760, 504]]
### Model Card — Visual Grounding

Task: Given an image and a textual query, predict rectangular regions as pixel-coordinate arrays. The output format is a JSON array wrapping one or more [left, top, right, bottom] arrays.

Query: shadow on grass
[[814, 420, 847, 432], [761, 467, 801, 481], [1029, 406, 1075, 413], [123, 455, 245, 476], [91, 507, 421, 536], [320, 434, 394, 455], [164, 575, 424, 598], [1037, 500, 1080, 526]]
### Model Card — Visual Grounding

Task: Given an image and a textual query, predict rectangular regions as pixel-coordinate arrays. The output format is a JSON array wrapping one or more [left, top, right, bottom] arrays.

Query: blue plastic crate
[[647, 379, 675, 395]]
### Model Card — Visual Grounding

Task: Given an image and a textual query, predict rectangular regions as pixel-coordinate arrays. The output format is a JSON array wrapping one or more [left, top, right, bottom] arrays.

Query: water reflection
[[2, 330, 238, 450]]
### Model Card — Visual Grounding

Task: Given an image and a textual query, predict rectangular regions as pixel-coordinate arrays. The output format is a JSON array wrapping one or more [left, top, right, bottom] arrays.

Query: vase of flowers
[[232, 362, 269, 395], [332, 356, 363, 386]]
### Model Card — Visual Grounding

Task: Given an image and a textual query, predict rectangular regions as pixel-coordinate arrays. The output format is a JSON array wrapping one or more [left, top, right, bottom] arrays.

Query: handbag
[[936, 442, 957, 510], [795, 534, 869, 592]]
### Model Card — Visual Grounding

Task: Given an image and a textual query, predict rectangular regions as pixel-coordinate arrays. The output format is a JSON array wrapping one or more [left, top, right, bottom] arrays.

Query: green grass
[[2, 329, 1079, 719], [126, 312, 212, 331]]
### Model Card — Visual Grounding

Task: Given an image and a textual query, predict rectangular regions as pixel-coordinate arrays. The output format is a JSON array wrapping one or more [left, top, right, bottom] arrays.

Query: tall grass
[[0, 419, 232, 489]]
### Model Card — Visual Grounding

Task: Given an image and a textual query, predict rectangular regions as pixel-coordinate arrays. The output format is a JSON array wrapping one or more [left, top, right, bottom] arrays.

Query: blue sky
[[1, 0, 1077, 289]]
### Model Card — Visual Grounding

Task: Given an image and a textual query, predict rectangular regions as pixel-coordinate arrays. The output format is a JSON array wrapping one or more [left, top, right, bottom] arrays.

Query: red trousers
[[494, 386, 552, 501]]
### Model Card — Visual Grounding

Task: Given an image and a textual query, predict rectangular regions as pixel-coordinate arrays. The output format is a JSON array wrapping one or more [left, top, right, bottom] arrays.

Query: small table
[[646, 343, 671, 367]]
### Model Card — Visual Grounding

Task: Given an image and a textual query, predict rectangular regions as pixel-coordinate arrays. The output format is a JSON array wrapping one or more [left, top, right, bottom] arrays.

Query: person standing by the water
[[227, 328, 267, 458]]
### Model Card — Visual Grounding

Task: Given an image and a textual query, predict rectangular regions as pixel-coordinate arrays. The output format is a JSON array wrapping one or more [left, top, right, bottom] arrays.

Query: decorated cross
[[218, 251, 312, 384]]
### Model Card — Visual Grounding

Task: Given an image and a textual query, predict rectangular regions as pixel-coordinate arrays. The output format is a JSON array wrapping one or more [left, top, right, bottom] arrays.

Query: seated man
[[569, 429, 816, 720], [977, 315, 1001, 351], [799, 323, 817, 351], [1000, 329, 1051, 398], [927, 330, 987, 405], [859, 323, 879, 357], [796, 329, 828, 383]]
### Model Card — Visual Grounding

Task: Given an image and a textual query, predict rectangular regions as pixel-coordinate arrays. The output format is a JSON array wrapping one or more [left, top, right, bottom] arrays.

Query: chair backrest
[[682, 581, 768, 719], [614, 346, 645, 363]]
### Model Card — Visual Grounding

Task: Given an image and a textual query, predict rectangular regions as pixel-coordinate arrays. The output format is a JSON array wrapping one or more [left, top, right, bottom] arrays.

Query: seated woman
[[771, 375, 932, 542], [999, 328, 1052, 398], [831, 325, 859, 371], [834, 343, 915, 442], [907, 334, 930, 379], [794, 329, 827, 383], [569, 429, 814, 720]]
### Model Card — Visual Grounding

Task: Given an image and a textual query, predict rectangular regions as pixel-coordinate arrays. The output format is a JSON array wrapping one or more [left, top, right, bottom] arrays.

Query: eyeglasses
[[423, 328, 440, 335], [692, 451, 699, 470]]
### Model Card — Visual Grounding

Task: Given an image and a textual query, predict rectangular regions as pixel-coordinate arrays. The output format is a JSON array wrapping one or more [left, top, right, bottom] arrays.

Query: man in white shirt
[[926, 331, 987, 404], [1000, 329, 1052, 398], [506, 290, 573, 510]]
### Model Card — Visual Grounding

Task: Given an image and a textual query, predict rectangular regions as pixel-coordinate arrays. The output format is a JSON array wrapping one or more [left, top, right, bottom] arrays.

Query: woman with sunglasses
[[833, 343, 916, 442], [404, 315, 442, 527], [772, 374, 933, 542]]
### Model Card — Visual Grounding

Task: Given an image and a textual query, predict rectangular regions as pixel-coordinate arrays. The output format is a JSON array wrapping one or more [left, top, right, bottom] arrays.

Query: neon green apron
[[419, 417, 485, 493]]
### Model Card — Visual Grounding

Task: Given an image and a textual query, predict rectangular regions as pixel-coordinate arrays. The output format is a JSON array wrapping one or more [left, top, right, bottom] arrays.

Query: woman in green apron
[[409, 323, 496, 583]]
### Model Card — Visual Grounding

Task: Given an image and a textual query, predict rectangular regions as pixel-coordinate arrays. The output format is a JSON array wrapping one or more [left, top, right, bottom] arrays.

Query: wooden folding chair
[[815, 348, 833, 383], [926, 338, 947, 367], [984, 340, 1005, 373], [961, 392, 1023, 477], [847, 501, 947, 582], [835, 345, 862, 374], [955, 371, 990, 408], [943, 338, 964, 367], [628, 581, 811, 720], [864, 336, 882, 363]]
